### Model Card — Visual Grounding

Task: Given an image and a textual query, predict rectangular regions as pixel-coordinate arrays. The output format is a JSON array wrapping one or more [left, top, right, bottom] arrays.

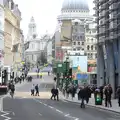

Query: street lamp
[[64, 56, 70, 90]]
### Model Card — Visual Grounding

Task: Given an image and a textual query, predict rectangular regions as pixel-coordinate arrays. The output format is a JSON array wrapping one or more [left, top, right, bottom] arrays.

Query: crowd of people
[[62, 83, 120, 107]]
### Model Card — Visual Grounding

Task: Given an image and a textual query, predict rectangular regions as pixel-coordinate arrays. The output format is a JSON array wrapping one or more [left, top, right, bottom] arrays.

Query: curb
[[63, 98, 120, 114]]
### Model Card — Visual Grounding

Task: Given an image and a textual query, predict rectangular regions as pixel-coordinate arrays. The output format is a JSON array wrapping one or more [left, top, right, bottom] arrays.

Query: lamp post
[[64, 56, 70, 90]]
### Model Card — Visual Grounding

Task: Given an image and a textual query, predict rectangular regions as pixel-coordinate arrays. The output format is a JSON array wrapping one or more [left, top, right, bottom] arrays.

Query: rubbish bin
[[95, 92, 102, 105]]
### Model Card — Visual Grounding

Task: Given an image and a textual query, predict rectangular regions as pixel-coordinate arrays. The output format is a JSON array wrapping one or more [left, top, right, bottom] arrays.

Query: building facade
[[0, 2, 4, 68], [94, 0, 120, 96], [25, 17, 48, 65], [56, 0, 97, 72], [3, 0, 22, 76]]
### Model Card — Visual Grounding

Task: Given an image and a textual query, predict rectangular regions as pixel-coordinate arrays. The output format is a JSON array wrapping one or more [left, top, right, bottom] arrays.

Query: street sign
[[58, 64, 62, 67], [57, 63, 63, 73], [24, 42, 29, 50]]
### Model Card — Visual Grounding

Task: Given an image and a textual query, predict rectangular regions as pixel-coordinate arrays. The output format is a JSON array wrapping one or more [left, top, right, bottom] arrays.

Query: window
[[95, 53, 97, 58], [91, 45, 93, 50], [88, 53, 90, 59], [73, 42, 76, 45], [82, 48, 84, 50], [78, 42, 80, 45], [77, 48, 80, 50], [87, 45, 90, 50], [91, 38, 93, 42], [73, 48, 76, 51], [82, 42, 84, 45], [95, 45, 97, 50], [91, 53, 93, 59]]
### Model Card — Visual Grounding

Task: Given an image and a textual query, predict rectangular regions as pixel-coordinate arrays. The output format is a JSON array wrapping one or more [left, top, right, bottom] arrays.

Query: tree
[[37, 52, 47, 65]]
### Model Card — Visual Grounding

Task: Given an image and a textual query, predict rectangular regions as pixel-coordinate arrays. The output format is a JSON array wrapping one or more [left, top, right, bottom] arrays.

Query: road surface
[[0, 73, 120, 120]]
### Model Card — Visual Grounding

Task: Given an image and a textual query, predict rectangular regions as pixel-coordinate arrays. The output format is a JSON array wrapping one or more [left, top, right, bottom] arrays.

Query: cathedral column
[[97, 44, 104, 86], [106, 42, 115, 97]]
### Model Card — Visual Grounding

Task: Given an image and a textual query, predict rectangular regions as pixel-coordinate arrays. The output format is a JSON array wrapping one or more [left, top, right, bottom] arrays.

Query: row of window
[[62, 10, 88, 13], [87, 38, 97, 43], [87, 53, 97, 59], [87, 45, 97, 51], [73, 41, 84, 45]]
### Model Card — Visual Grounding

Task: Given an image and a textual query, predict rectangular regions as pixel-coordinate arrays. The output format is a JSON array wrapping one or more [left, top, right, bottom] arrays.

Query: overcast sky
[[13, 0, 94, 37]]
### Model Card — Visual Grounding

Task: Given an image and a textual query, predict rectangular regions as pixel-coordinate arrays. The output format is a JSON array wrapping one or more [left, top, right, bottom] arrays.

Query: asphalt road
[[0, 73, 120, 120]]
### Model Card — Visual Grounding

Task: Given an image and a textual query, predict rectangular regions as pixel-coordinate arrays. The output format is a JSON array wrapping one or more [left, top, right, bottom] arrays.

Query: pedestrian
[[104, 84, 113, 107], [54, 88, 59, 101], [40, 72, 42, 79], [35, 84, 39, 96], [31, 84, 35, 96], [79, 86, 86, 108], [48, 71, 50, 76], [51, 87, 55, 100], [116, 86, 120, 107]]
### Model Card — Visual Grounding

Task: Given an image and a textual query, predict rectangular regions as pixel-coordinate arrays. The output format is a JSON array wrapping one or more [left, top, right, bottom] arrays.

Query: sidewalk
[[60, 92, 120, 113]]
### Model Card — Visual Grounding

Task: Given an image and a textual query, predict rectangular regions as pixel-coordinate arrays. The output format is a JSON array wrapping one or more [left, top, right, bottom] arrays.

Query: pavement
[[0, 72, 120, 120], [60, 92, 120, 113]]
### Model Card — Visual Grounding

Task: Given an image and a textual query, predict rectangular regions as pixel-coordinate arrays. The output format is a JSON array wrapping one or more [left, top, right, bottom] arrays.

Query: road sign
[[58, 64, 62, 67]]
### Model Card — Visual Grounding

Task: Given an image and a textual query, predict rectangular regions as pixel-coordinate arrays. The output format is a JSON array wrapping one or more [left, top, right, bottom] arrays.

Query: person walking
[[35, 84, 39, 96], [54, 88, 59, 101], [104, 84, 113, 107], [79, 86, 86, 108], [116, 86, 120, 107], [31, 84, 35, 96], [51, 87, 55, 100]]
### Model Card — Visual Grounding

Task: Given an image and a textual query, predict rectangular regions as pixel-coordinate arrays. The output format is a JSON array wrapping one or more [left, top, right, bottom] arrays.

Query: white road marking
[[1, 111, 11, 120], [0, 97, 3, 111], [34, 98, 79, 120], [12, 112, 15, 116], [43, 103, 47, 106], [65, 114, 70, 117], [33, 99, 43, 104], [48, 106, 53, 109], [55, 109, 63, 113], [75, 118, 79, 120], [38, 113, 42, 116]]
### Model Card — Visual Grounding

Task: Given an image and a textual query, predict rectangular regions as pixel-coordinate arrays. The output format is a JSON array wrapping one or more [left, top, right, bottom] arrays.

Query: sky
[[13, 0, 94, 37]]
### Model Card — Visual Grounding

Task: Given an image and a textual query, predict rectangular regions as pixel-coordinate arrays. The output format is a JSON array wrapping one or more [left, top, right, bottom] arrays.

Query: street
[[0, 73, 120, 120]]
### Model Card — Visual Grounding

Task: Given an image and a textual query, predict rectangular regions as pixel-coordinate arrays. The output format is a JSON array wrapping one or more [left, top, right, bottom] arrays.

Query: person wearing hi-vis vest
[[40, 72, 42, 79]]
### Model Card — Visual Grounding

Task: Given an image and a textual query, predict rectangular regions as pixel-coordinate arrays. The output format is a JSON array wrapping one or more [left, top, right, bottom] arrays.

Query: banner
[[69, 55, 89, 84]]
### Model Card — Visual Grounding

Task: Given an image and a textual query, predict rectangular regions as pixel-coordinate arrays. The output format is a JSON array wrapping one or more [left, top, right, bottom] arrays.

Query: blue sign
[[76, 73, 88, 80]]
